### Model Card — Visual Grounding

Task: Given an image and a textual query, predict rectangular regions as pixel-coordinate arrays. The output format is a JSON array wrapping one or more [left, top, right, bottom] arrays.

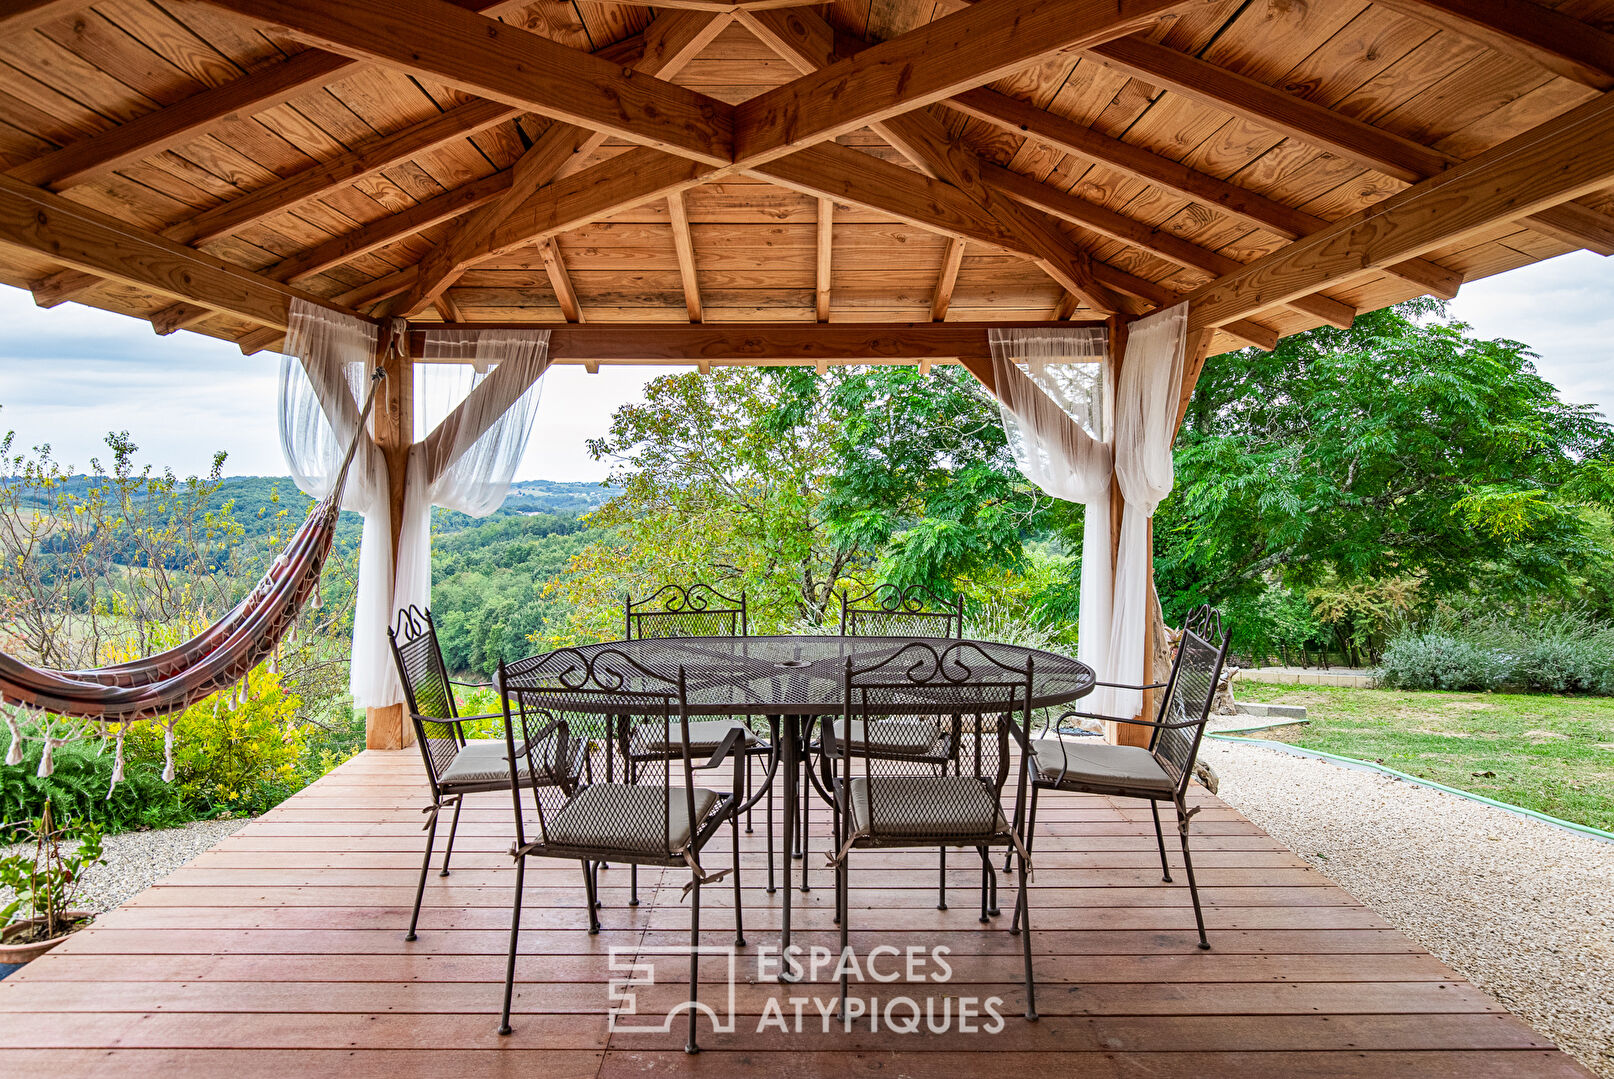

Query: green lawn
[[1232, 681, 1614, 832]]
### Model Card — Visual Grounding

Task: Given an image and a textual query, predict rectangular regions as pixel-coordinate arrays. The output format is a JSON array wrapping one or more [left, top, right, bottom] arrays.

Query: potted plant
[[0, 802, 105, 964]]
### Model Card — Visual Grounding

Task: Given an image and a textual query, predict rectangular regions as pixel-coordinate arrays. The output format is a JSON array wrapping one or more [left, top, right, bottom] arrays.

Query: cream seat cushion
[[847, 775, 1005, 839], [546, 783, 720, 852], [1031, 738, 1174, 793]]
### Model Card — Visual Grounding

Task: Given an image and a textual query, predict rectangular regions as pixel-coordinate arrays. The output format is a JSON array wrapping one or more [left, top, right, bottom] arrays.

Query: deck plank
[[0, 749, 1590, 1077]]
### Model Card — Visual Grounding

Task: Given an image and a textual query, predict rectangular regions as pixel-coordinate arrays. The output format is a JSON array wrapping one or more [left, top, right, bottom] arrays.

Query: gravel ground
[[1202, 716, 1614, 1078], [0, 816, 246, 916]]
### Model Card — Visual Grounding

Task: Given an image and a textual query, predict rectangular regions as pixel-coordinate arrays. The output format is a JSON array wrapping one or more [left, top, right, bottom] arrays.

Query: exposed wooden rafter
[[1186, 91, 1614, 337], [931, 238, 966, 322], [0, 174, 367, 332], [668, 191, 704, 323], [538, 240, 584, 323], [815, 197, 833, 322], [396, 10, 725, 317]]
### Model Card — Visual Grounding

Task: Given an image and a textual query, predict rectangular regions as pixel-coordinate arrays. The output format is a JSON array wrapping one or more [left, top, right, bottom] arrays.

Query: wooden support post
[[367, 324, 415, 751], [1103, 315, 1152, 748]]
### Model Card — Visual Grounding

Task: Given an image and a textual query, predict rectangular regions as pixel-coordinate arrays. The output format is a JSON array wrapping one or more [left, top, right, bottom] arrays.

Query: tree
[[543, 366, 1045, 641], [1157, 301, 1614, 634]]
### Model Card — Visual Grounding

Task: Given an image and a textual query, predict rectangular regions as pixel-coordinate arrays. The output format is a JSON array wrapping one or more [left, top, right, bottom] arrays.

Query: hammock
[[0, 369, 382, 727]]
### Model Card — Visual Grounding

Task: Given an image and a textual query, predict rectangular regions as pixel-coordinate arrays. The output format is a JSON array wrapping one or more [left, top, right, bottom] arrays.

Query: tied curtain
[[988, 328, 1113, 690], [990, 304, 1190, 718], [279, 300, 549, 707]]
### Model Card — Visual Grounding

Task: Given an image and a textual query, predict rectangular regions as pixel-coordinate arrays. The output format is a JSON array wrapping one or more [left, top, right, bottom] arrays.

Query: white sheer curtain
[[1105, 302, 1189, 717], [988, 328, 1114, 682], [279, 307, 550, 709], [277, 299, 394, 706], [393, 329, 550, 625]]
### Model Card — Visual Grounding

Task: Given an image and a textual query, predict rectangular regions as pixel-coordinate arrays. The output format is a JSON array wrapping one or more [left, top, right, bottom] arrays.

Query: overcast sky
[[1, 250, 1611, 483]]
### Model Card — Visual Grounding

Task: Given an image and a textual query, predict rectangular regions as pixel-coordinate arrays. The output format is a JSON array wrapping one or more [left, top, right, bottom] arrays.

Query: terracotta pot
[[0, 911, 91, 964]]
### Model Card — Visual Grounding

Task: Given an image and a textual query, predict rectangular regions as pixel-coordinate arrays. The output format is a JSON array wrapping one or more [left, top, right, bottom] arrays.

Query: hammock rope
[[0, 366, 386, 758]]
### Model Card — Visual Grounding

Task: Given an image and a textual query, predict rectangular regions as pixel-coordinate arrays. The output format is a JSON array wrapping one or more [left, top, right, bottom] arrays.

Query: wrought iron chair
[[624, 583, 779, 895], [838, 582, 964, 639], [824, 640, 1039, 1022], [495, 647, 745, 1052], [1022, 605, 1232, 949], [830, 583, 967, 906], [386, 606, 584, 942]]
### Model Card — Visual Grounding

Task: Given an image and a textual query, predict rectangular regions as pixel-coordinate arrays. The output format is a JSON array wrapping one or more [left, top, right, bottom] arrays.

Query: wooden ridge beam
[[931, 237, 966, 322], [0, 173, 367, 331], [396, 9, 724, 317], [1371, 0, 1614, 91], [199, 0, 735, 166], [1185, 91, 1614, 337], [402, 320, 1105, 365], [733, 0, 1192, 166]]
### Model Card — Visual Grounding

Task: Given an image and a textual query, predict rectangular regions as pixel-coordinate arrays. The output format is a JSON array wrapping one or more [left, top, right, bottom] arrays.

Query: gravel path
[[1, 816, 246, 916], [1202, 717, 1614, 1078]]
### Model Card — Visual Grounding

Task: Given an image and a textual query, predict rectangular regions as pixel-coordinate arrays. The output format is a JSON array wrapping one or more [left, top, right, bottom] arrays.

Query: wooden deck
[[0, 749, 1591, 1078]]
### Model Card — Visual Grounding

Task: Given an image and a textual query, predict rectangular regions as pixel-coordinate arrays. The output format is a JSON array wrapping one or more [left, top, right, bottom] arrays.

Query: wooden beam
[[396, 10, 723, 317], [984, 162, 1356, 329], [236, 327, 286, 355], [368, 324, 413, 751], [1089, 34, 1614, 255], [199, 0, 734, 166], [733, 0, 1191, 165], [167, 99, 520, 247], [27, 267, 99, 308], [267, 172, 511, 284], [404, 320, 1104, 366], [149, 301, 212, 336], [814, 197, 834, 322], [1185, 91, 1614, 337], [1521, 199, 1614, 257], [539, 239, 584, 324], [948, 86, 1463, 297], [1371, 0, 1614, 90], [592, 0, 819, 9], [931, 237, 965, 321], [669, 191, 704, 323], [0, 173, 368, 331]]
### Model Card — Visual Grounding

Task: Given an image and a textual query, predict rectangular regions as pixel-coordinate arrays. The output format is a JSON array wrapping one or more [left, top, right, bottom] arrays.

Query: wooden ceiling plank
[[197, 0, 735, 166], [1185, 91, 1614, 336], [0, 173, 366, 330], [931, 237, 965, 321], [746, 6, 1123, 312], [732, 0, 1194, 165], [396, 10, 724, 317], [1370, 0, 1614, 91], [670, 191, 704, 323], [815, 194, 832, 321], [0, 1, 85, 37], [948, 86, 1462, 298], [167, 99, 521, 247]]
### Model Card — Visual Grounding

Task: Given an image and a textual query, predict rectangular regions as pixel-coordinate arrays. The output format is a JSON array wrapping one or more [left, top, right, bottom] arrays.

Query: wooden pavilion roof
[[0, 0, 1611, 364]]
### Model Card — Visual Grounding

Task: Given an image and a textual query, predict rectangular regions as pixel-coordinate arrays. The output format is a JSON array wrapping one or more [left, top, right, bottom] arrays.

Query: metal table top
[[500, 635, 1095, 716]]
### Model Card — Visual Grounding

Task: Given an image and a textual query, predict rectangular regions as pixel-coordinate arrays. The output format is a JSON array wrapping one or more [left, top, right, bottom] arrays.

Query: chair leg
[[1176, 803, 1210, 950], [1016, 850, 1037, 1022], [937, 846, 947, 911], [1150, 800, 1173, 883], [766, 766, 776, 895], [630, 863, 640, 907], [976, 846, 998, 921], [744, 752, 754, 834], [1011, 786, 1041, 937], [686, 877, 702, 1055], [732, 811, 747, 948], [837, 856, 850, 1022], [498, 856, 525, 1036], [406, 801, 441, 942], [439, 796, 463, 877], [798, 751, 811, 893], [583, 860, 601, 935]]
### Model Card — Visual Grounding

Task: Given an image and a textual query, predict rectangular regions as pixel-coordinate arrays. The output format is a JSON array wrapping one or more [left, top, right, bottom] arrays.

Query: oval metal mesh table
[[500, 635, 1096, 714]]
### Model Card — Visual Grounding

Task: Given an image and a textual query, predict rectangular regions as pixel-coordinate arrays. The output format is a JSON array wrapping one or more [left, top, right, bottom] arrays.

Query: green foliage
[[1377, 625, 1513, 691], [0, 737, 189, 831], [1376, 613, 1614, 694], [0, 802, 105, 937], [1158, 301, 1614, 642]]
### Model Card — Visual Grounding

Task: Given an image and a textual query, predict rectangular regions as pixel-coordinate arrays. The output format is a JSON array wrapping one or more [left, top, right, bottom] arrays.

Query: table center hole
[[775, 660, 809, 668]]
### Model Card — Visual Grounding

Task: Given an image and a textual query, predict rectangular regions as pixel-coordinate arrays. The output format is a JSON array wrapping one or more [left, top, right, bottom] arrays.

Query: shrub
[[0, 736, 190, 831], [1508, 614, 1614, 694], [1376, 629, 1512, 691]]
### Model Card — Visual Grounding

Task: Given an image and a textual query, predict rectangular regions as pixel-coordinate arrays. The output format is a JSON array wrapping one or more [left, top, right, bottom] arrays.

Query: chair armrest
[[1092, 680, 1170, 691], [1057, 709, 1203, 732], [697, 726, 748, 770], [449, 678, 493, 690]]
